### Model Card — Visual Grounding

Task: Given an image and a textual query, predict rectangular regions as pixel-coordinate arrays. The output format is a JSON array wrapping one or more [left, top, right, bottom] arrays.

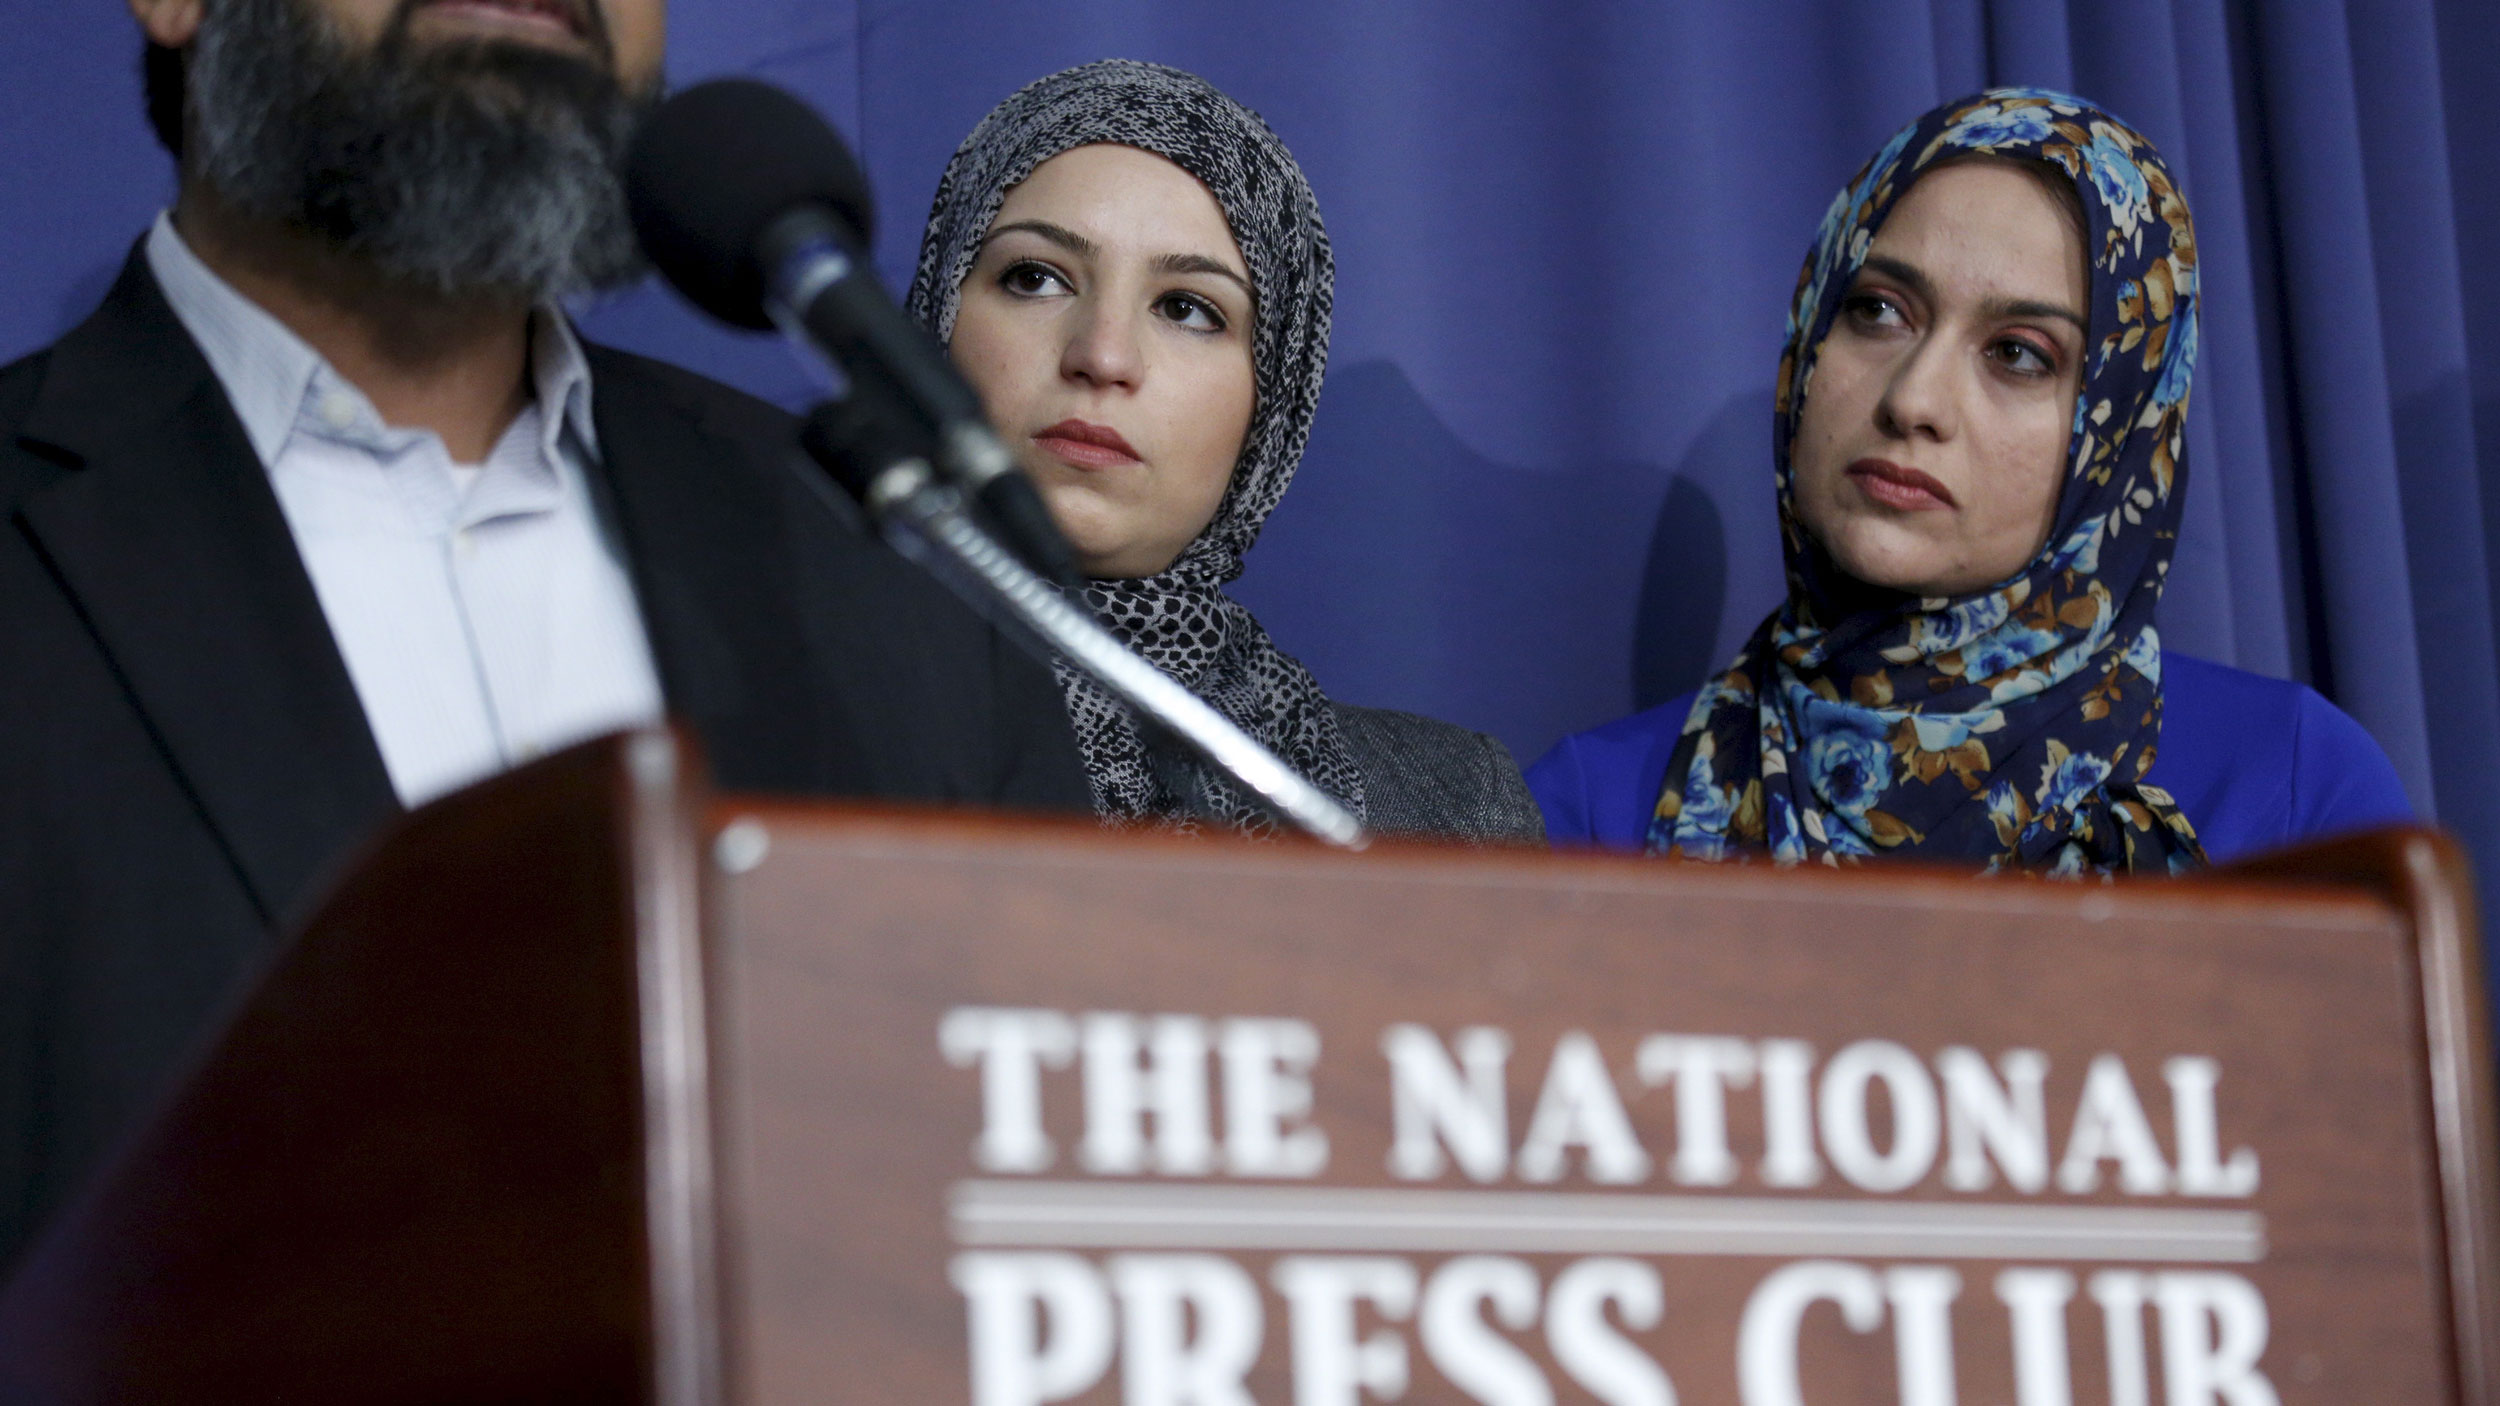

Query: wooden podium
[[0, 729, 2492, 1404]]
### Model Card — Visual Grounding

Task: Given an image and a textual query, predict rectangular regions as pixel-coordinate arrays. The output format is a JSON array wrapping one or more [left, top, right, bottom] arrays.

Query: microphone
[[625, 78, 1084, 588]]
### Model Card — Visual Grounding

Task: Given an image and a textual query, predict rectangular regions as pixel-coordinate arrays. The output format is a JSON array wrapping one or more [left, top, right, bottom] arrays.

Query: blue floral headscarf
[[1649, 89, 2204, 875]]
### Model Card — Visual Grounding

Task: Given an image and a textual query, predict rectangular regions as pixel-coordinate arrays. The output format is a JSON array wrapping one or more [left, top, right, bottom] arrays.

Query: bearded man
[[0, 0, 1089, 1268]]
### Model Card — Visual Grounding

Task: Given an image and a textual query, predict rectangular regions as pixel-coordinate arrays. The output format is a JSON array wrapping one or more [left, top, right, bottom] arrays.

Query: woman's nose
[[1060, 300, 1143, 389], [1874, 338, 1958, 443]]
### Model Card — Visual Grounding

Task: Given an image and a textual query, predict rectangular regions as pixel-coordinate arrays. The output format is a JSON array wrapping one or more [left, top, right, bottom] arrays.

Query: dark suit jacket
[[0, 249, 1091, 1269]]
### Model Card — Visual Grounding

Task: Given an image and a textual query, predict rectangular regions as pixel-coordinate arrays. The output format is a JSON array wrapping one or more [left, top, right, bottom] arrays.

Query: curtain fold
[[2346, 0, 2500, 913]]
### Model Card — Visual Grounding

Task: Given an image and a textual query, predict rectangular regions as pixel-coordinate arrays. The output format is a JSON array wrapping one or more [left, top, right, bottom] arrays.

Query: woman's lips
[[1845, 458, 1957, 511], [1034, 419, 1142, 470]]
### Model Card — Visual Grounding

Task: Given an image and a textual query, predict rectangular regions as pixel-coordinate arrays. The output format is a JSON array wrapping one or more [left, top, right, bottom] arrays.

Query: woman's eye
[[1154, 291, 1228, 333], [1989, 336, 2055, 376], [999, 261, 1071, 297], [1843, 292, 1907, 330]]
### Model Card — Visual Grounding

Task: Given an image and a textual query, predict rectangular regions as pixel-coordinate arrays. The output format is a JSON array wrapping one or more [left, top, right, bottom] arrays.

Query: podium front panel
[[704, 808, 2484, 1405]]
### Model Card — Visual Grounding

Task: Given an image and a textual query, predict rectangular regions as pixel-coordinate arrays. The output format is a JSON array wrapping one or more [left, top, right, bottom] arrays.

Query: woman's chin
[[1039, 494, 1193, 580], [1080, 545, 1190, 580], [1064, 532, 1178, 581], [1823, 530, 1958, 598]]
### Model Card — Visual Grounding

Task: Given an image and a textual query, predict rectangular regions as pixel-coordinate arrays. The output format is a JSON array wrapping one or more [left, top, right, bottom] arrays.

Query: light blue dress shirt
[[145, 214, 667, 807]]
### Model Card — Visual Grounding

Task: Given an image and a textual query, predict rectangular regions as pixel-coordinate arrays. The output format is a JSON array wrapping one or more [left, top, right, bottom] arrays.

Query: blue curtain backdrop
[[5, 2, 2496, 899]]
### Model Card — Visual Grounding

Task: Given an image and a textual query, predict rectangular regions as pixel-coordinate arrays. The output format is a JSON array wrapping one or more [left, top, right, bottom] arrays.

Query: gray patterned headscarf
[[907, 59, 1363, 831]]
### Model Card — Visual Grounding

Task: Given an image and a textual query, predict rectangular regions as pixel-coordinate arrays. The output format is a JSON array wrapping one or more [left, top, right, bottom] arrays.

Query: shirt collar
[[144, 211, 600, 467], [529, 303, 601, 461], [145, 212, 321, 470]]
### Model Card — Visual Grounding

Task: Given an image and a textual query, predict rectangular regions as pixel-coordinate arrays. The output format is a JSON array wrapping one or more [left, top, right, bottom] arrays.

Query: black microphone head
[[626, 78, 874, 330], [800, 394, 932, 504]]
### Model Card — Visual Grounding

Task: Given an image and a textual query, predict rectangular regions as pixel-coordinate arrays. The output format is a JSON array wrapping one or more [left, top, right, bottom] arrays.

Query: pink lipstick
[[1845, 458, 1957, 511], [1034, 419, 1142, 470]]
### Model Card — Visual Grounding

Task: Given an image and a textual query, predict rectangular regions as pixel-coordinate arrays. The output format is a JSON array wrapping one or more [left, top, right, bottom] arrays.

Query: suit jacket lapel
[[585, 348, 875, 794], [12, 249, 396, 927]]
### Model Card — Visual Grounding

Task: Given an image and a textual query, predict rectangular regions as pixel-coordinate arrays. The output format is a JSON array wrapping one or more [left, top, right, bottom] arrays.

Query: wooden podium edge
[[2212, 828, 2500, 1406], [0, 728, 707, 1398], [627, 729, 728, 1406]]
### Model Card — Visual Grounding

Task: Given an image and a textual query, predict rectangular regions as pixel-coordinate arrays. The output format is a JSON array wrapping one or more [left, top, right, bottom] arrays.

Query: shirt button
[[318, 391, 358, 430], [452, 529, 477, 560]]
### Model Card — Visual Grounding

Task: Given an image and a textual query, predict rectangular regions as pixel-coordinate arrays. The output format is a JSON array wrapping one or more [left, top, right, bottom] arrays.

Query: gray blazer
[[1331, 703, 1546, 846]]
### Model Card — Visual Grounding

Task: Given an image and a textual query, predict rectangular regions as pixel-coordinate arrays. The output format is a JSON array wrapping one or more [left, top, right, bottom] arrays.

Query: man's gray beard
[[185, 0, 653, 303]]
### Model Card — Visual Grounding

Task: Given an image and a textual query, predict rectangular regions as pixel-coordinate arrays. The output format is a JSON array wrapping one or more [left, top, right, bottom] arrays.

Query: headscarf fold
[[907, 59, 1362, 832], [1651, 88, 2205, 875]]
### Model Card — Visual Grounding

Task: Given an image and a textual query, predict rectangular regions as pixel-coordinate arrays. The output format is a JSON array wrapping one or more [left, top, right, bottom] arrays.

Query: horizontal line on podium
[[949, 1180, 2265, 1264]]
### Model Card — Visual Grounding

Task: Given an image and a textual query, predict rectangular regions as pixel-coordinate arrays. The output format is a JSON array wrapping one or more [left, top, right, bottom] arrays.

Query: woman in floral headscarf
[[1529, 89, 2408, 873]]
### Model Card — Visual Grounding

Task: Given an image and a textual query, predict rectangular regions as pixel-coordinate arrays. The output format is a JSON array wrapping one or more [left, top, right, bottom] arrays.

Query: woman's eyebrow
[[1153, 251, 1254, 300], [1857, 255, 1937, 304], [980, 224, 1252, 303], [1989, 297, 2089, 333], [981, 219, 1096, 257]]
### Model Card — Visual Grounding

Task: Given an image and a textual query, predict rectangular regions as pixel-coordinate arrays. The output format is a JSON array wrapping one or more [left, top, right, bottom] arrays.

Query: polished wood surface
[[2211, 828, 2499, 1403], [708, 805, 2494, 1405], [0, 732, 707, 1404]]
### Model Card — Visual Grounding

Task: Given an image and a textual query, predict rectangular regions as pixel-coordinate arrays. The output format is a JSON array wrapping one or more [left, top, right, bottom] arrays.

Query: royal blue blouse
[[1528, 653, 2414, 864]]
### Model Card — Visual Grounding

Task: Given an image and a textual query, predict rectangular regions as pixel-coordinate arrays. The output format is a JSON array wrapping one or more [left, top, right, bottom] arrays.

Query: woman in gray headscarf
[[908, 59, 1540, 843]]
